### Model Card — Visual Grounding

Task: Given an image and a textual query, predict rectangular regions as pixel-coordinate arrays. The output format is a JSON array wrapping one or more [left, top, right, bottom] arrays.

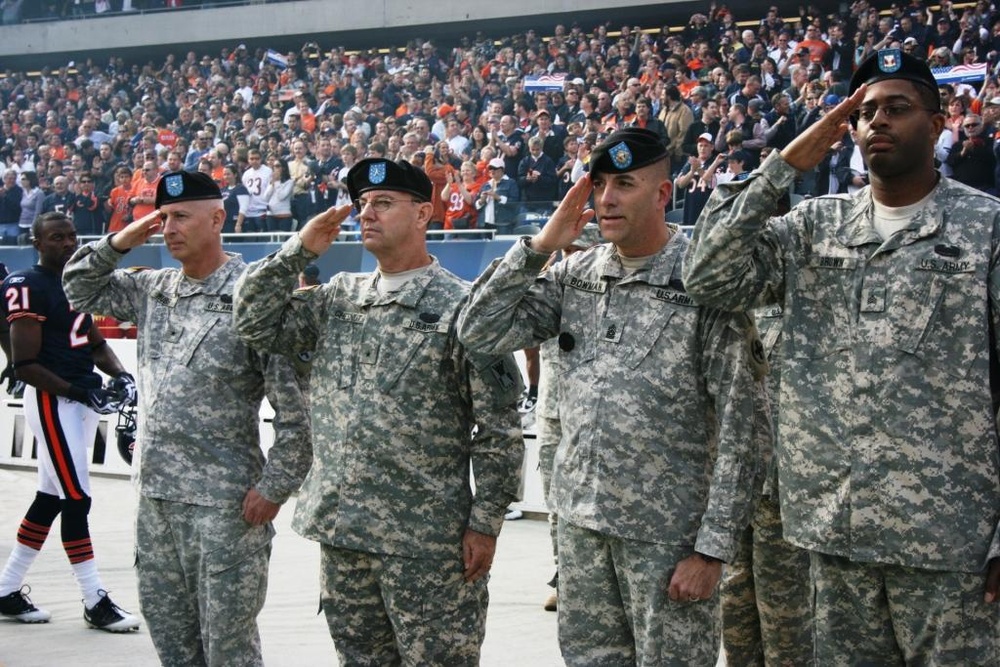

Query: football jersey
[[2, 265, 100, 388]]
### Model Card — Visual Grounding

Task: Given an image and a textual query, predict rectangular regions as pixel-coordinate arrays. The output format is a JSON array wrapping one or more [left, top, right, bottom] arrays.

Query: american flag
[[931, 63, 988, 85]]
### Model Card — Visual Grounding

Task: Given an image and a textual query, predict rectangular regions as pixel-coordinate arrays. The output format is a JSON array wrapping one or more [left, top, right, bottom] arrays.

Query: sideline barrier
[[0, 234, 520, 282], [0, 341, 548, 514]]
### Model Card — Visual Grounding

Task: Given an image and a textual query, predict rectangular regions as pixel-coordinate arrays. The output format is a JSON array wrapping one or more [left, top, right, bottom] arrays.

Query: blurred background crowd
[[1, 0, 998, 241]]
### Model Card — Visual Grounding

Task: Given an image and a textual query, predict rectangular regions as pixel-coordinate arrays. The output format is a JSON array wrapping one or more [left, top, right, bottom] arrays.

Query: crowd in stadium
[[1, 0, 999, 242]]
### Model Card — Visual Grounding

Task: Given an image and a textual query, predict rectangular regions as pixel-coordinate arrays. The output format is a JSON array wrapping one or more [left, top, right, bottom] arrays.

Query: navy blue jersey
[[2, 265, 100, 388]]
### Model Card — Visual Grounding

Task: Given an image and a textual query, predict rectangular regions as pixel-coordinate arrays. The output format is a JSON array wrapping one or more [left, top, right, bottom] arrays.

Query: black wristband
[[695, 551, 724, 564], [12, 358, 38, 369], [66, 385, 89, 403]]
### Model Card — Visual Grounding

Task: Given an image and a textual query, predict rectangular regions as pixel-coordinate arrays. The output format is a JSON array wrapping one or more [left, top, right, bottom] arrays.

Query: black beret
[[589, 127, 668, 176], [346, 158, 433, 203], [302, 263, 320, 279], [850, 48, 938, 98], [155, 170, 222, 208]]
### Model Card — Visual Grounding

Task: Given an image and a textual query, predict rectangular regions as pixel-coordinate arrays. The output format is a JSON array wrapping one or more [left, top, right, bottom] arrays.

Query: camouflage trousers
[[721, 491, 814, 667], [536, 414, 560, 563], [135, 496, 274, 667], [557, 521, 720, 666], [319, 544, 488, 667], [812, 551, 1000, 666]]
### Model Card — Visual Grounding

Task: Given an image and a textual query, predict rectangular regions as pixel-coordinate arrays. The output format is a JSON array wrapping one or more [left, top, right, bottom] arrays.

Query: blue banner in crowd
[[931, 63, 988, 85], [524, 74, 566, 92], [262, 49, 288, 69]]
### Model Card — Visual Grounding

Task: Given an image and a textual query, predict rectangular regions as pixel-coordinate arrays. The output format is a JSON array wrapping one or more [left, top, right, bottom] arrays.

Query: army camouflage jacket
[[62, 237, 312, 509], [233, 235, 523, 559], [684, 151, 1000, 571], [457, 234, 767, 563]]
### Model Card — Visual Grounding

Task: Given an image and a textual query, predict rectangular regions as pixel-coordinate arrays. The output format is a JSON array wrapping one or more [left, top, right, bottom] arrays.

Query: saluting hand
[[298, 203, 353, 256], [109, 209, 164, 252], [781, 84, 866, 173], [529, 175, 595, 255]]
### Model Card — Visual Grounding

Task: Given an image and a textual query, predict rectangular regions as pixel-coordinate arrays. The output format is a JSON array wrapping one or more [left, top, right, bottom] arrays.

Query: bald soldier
[[458, 127, 768, 665], [233, 158, 523, 665], [63, 171, 312, 666]]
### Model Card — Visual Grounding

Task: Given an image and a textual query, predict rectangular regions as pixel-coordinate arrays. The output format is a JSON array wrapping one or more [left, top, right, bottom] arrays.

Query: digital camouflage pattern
[[557, 521, 720, 667], [535, 338, 560, 560], [812, 551, 998, 665], [62, 238, 312, 508], [62, 236, 312, 666], [683, 151, 1000, 573], [232, 234, 522, 663], [721, 305, 814, 667], [456, 234, 768, 663], [232, 234, 523, 558], [319, 544, 488, 666], [136, 497, 274, 667]]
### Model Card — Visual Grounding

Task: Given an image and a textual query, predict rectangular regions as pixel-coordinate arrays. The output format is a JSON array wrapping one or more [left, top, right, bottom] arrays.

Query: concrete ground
[[0, 468, 564, 667]]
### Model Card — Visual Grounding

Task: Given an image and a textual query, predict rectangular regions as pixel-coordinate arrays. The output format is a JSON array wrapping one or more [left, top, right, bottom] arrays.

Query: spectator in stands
[[240, 148, 271, 235], [264, 158, 295, 232], [659, 85, 693, 174], [476, 157, 519, 234], [42, 176, 73, 216], [946, 113, 997, 192], [517, 136, 558, 215], [532, 109, 565, 162], [0, 170, 22, 244], [761, 92, 797, 151], [675, 133, 725, 226], [442, 160, 481, 235], [128, 160, 159, 221], [495, 114, 526, 178], [105, 166, 133, 234], [71, 172, 102, 236], [683, 98, 721, 158], [287, 139, 315, 227], [220, 163, 249, 236], [18, 172, 44, 244]]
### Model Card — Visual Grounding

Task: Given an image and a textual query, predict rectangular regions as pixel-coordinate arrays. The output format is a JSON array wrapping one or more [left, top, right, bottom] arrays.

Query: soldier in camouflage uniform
[[232, 158, 523, 666], [62, 171, 312, 667], [683, 49, 1000, 664], [535, 223, 603, 613], [457, 127, 768, 666], [720, 305, 813, 666]]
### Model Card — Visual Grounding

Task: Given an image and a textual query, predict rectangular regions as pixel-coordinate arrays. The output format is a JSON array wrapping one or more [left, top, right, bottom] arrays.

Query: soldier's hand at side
[[782, 84, 866, 173], [242, 487, 280, 525], [667, 553, 722, 602], [298, 204, 352, 256], [529, 175, 595, 255], [110, 209, 163, 252], [462, 528, 497, 583], [985, 557, 1000, 602]]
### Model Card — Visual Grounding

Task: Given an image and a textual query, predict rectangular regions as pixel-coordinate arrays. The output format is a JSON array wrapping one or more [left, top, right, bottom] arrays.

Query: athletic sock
[[70, 557, 105, 609], [0, 543, 43, 596]]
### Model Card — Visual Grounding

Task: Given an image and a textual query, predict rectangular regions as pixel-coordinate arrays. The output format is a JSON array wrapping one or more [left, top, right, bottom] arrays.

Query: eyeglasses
[[963, 122, 982, 128], [79, 179, 93, 183], [852, 101, 938, 123], [353, 196, 422, 214]]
